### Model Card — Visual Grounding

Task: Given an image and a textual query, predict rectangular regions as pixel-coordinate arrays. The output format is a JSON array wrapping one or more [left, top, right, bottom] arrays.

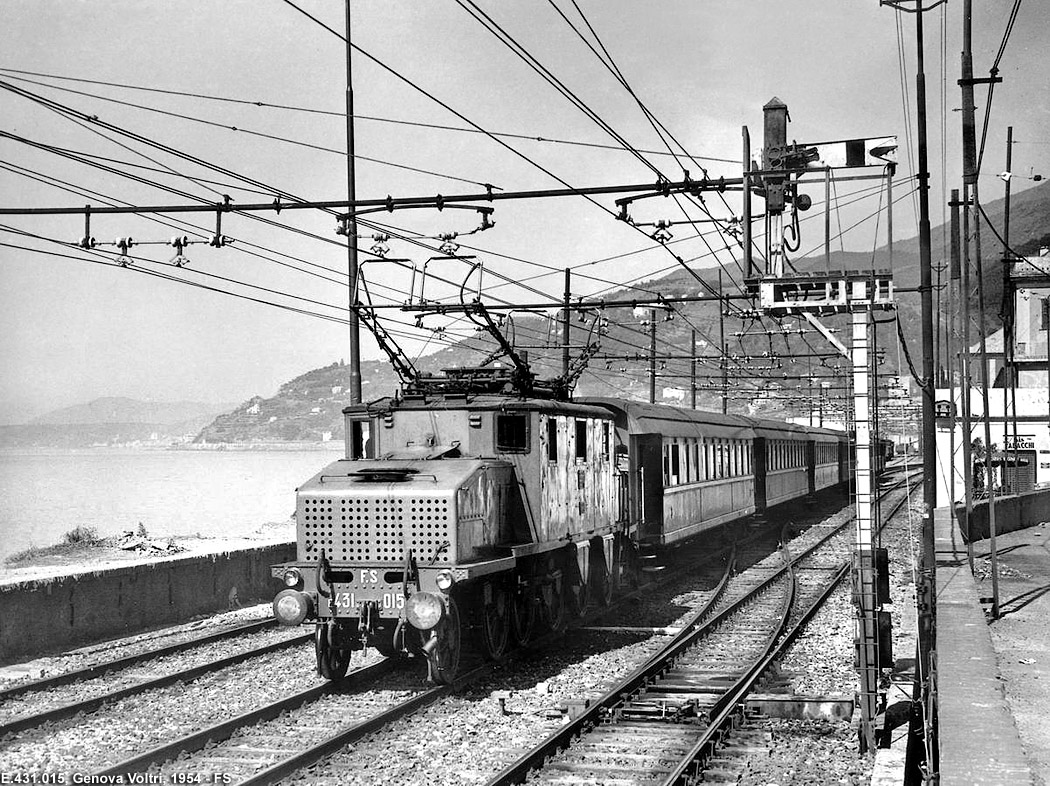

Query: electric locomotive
[[272, 381, 625, 683]]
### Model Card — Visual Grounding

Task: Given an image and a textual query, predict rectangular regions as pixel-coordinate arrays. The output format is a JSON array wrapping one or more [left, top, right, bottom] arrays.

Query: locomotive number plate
[[331, 591, 406, 611]]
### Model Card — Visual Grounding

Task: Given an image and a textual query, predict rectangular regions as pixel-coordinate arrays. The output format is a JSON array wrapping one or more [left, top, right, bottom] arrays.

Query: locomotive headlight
[[283, 567, 303, 588], [405, 591, 445, 630], [435, 570, 455, 591], [273, 589, 312, 626]]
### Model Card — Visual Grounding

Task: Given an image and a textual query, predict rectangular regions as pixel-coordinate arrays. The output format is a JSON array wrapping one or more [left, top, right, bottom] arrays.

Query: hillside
[[1, 397, 234, 448], [30, 397, 231, 426], [195, 181, 1050, 445]]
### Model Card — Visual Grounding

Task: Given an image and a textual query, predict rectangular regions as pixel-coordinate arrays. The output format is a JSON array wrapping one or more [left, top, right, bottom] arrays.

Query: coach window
[[546, 417, 559, 461], [575, 419, 589, 461], [496, 413, 530, 453], [670, 442, 681, 484], [602, 421, 610, 460]]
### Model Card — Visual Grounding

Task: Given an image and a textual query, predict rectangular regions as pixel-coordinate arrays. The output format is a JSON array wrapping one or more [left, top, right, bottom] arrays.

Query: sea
[[0, 447, 343, 563]]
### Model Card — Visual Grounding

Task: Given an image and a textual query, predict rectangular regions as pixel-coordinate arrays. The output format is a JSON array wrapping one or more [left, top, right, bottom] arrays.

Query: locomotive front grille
[[299, 494, 454, 564]]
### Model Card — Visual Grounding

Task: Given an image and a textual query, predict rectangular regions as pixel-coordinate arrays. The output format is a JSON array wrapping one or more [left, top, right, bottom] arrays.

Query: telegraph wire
[[454, 0, 662, 178], [0, 66, 739, 164], [277, 0, 746, 327], [2, 72, 500, 190], [454, 0, 750, 314]]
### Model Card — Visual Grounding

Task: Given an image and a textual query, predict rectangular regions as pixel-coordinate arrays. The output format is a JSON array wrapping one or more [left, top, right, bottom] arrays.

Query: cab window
[[496, 413, 530, 453]]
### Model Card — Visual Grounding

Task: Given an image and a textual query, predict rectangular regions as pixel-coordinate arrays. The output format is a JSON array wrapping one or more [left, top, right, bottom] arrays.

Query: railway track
[[482, 471, 922, 785], [0, 617, 279, 701], [84, 550, 739, 784], [0, 624, 310, 735]]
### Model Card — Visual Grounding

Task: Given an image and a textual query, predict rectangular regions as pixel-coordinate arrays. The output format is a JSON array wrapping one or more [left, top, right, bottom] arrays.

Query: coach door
[[632, 434, 664, 536], [754, 437, 768, 509]]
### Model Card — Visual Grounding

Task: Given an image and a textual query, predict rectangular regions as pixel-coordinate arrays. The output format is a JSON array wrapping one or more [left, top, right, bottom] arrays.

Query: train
[[271, 386, 882, 684]]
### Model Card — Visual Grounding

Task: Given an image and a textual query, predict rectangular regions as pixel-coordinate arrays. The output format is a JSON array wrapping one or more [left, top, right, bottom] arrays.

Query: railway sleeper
[[559, 750, 684, 768], [546, 761, 676, 778], [642, 690, 727, 705], [540, 776, 647, 786], [654, 679, 737, 692], [566, 745, 692, 760], [661, 666, 741, 677], [588, 724, 700, 742]]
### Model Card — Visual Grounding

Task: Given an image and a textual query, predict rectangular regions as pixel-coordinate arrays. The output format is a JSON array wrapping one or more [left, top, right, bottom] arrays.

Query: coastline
[[0, 522, 296, 586]]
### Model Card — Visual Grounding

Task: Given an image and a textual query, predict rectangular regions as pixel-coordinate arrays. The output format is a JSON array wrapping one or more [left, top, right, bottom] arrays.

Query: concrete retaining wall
[[0, 542, 295, 663], [956, 487, 1050, 542]]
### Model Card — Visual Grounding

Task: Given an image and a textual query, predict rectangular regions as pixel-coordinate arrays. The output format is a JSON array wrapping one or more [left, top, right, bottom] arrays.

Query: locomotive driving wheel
[[425, 595, 461, 685], [593, 538, 615, 607], [315, 622, 351, 681], [541, 575, 567, 633], [510, 583, 536, 646], [479, 581, 510, 660]]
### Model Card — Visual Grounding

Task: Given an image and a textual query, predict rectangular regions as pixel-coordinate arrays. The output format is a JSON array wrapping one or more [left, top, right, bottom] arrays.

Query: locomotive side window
[[496, 413, 530, 453], [546, 417, 559, 461], [575, 419, 589, 461]]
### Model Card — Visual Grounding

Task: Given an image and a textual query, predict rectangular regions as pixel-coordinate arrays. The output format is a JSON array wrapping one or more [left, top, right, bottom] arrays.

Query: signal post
[[745, 98, 897, 752]]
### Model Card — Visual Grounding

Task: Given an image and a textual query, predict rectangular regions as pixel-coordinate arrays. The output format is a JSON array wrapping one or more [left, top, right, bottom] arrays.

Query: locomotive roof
[[343, 395, 613, 419]]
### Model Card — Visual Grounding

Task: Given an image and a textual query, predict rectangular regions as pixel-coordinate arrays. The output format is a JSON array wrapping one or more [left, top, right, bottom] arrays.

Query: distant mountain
[[30, 396, 233, 426], [194, 182, 1050, 444], [0, 397, 236, 448]]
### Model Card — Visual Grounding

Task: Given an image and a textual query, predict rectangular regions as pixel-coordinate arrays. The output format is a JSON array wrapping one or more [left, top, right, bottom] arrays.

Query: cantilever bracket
[[802, 313, 848, 359]]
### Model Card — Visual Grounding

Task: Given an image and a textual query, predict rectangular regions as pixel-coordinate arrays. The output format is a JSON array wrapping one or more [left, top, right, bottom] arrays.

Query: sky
[[1, 0, 1047, 423]]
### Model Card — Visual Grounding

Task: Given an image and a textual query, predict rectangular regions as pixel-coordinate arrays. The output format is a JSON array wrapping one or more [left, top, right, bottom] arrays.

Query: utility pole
[[649, 309, 657, 404], [1002, 128, 1020, 489], [948, 191, 963, 533], [691, 329, 697, 409], [345, 0, 362, 406], [873, 1, 938, 779], [562, 268, 571, 379], [719, 270, 728, 415], [957, 188, 976, 570], [743, 126, 753, 278], [961, 0, 1000, 619]]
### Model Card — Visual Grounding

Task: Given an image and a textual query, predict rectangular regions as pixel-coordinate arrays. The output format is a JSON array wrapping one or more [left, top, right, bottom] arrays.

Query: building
[[935, 250, 1050, 503]]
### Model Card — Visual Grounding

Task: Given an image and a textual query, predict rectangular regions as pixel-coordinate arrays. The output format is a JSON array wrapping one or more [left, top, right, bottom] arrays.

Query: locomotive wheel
[[510, 585, 536, 646], [426, 595, 462, 685], [315, 623, 351, 681], [594, 540, 615, 607], [542, 577, 567, 633], [568, 578, 588, 618], [590, 556, 613, 608], [479, 582, 510, 660]]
